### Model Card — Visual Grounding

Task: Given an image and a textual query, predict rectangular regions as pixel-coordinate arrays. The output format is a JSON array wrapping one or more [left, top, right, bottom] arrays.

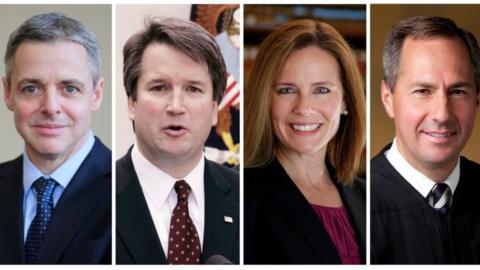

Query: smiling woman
[[244, 19, 366, 264]]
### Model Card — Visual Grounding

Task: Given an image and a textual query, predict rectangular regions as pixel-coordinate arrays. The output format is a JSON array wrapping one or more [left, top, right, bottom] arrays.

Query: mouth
[[34, 124, 66, 129], [32, 124, 67, 136], [163, 124, 187, 137], [290, 123, 321, 132], [423, 131, 457, 138]]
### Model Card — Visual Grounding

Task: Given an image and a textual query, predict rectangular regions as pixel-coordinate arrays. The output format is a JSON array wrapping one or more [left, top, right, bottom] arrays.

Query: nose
[[293, 93, 315, 116], [431, 91, 453, 123], [166, 88, 186, 116], [41, 88, 61, 116]]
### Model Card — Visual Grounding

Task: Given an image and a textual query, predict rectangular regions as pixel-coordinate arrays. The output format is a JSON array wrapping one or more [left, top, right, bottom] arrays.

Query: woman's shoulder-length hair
[[244, 19, 365, 185]]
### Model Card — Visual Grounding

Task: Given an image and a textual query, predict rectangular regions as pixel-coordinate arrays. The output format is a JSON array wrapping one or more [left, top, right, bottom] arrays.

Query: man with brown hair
[[116, 17, 239, 264], [371, 15, 480, 264]]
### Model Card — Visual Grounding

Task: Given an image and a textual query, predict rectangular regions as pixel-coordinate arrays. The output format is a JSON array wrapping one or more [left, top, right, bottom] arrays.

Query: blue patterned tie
[[25, 177, 57, 264], [427, 183, 452, 215]]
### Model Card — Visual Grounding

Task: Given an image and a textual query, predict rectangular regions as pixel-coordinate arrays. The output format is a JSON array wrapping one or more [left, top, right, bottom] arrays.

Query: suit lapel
[[262, 158, 341, 263], [0, 156, 26, 263], [201, 160, 238, 263], [116, 149, 167, 264], [36, 139, 111, 263]]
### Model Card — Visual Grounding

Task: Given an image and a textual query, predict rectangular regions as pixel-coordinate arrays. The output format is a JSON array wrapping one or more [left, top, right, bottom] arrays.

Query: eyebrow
[[186, 80, 208, 87], [274, 81, 337, 87], [16, 78, 85, 88], [408, 81, 474, 89], [146, 78, 208, 87], [60, 79, 85, 88], [448, 81, 475, 89], [17, 78, 42, 86]]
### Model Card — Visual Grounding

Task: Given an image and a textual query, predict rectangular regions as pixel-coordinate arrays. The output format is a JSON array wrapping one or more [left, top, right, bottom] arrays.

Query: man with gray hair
[[116, 17, 239, 264], [0, 12, 111, 264], [371, 15, 480, 263]]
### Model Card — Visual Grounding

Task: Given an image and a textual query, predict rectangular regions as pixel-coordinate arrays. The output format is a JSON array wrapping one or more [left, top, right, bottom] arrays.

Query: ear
[[91, 78, 104, 111], [127, 96, 136, 121], [381, 80, 395, 118], [211, 100, 218, 126], [3, 77, 14, 111]]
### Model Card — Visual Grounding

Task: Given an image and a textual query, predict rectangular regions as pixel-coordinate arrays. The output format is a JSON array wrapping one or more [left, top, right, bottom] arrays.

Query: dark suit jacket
[[116, 147, 239, 264], [244, 158, 366, 264], [0, 137, 112, 264], [371, 144, 480, 264]]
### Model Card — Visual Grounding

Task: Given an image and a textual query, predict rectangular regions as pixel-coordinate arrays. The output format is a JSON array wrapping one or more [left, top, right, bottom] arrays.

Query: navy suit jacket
[[116, 147, 239, 264], [244, 158, 366, 264], [0, 137, 112, 264]]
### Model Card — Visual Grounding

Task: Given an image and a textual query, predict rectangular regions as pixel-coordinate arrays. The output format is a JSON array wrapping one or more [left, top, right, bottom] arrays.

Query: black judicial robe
[[371, 145, 480, 264]]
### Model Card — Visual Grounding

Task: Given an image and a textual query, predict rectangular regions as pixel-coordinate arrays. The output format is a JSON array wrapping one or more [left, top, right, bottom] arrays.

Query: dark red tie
[[167, 180, 201, 264]]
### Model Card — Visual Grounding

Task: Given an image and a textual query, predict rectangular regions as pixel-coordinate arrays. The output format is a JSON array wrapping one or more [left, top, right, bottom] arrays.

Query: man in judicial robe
[[371, 15, 480, 264]]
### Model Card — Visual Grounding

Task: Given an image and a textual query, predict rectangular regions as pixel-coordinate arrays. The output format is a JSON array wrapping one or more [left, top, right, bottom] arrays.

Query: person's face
[[129, 43, 218, 163], [3, 41, 103, 163], [271, 46, 345, 158], [382, 37, 479, 172]]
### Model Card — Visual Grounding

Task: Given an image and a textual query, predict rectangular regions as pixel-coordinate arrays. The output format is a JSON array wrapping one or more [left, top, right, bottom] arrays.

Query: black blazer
[[116, 147, 239, 264], [371, 144, 480, 264], [244, 158, 366, 264], [0, 137, 112, 264]]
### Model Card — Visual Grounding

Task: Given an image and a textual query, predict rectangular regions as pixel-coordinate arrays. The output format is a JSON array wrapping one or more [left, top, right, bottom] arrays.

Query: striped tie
[[427, 183, 452, 215]]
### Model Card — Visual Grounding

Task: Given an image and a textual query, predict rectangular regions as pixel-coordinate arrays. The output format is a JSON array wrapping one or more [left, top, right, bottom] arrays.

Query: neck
[[415, 161, 457, 182], [137, 144, 203, 179], [26, 133, 89, 175], [396, 143, 458, 182], [275, 146, 332, 188]]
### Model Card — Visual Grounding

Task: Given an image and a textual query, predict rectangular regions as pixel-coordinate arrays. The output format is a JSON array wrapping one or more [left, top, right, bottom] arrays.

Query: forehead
[[10, 41, 92, 82], [399, 36, 472, 72], [139, 42, 210, 80], [277, 46, 340, 81], [396, 37, 474, 84]]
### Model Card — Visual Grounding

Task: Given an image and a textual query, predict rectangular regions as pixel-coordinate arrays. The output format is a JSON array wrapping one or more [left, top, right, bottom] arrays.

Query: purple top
[[311, 204, 361, 264]]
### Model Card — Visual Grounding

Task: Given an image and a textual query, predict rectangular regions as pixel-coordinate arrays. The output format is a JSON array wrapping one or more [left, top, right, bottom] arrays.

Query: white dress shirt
[[385, 138, 459, 198], [131, 144, 205, 253]]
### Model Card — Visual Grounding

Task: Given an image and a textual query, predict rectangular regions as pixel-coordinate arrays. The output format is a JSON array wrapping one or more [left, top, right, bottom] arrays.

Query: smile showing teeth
[[425, 132, 455, 138], [292, 124, 320, 132]]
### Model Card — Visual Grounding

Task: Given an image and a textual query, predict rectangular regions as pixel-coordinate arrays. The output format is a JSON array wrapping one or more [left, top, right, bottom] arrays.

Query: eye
[[275, 87, 296, 94], [314, 87, 330, 94], [64, 85, 78, 94], [450, 89, 468, 96], [187, 86, 202, 93], [413, 88, 430, 95], [151, 84, 167, 92], [22, 85, 39, 95]]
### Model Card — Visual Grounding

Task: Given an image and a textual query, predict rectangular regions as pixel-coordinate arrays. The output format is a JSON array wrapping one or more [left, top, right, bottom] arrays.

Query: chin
[[422, 152, 459, 167]]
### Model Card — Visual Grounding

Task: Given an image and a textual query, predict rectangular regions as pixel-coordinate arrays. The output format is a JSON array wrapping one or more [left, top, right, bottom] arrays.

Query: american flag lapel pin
[[224, 216, 233, 223]]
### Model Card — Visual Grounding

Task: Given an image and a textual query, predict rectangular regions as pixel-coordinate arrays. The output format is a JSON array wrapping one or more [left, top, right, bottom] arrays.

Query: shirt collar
[[131, 144, 205, 210], [385, 138, 460, 198], [23, 131, 95, 194]]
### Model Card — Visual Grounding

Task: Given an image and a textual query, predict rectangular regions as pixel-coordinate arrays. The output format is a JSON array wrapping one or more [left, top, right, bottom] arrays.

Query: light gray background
[[0, 5, 112, 163], [116, 5, 191, 159]]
